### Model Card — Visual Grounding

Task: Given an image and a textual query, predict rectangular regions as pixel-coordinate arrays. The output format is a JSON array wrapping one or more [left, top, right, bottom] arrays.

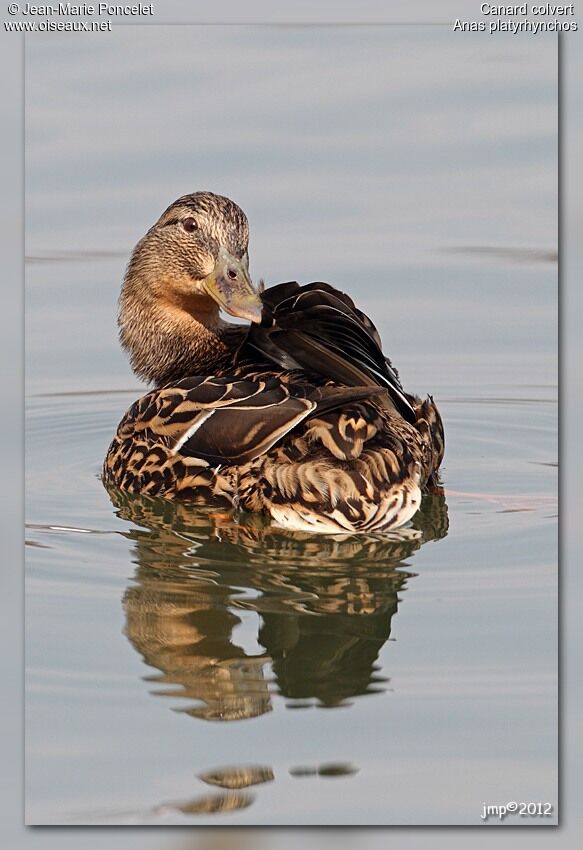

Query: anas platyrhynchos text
[[103, 191, 444, 533]]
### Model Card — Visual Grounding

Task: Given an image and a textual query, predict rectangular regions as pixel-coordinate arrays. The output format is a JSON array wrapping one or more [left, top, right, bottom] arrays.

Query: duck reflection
[[107, 487, 448, 720]]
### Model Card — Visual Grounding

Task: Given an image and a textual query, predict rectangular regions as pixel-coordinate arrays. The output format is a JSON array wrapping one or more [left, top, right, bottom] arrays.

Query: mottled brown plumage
[[103, 191, 444, 533]]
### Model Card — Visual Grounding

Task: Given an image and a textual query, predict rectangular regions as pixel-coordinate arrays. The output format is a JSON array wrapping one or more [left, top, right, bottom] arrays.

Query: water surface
[[25, 25, 557, 824]]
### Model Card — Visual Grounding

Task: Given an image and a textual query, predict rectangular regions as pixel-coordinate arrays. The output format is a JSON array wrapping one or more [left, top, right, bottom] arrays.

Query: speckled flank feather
[[104, 192, 445, 533], [103, 370, 443, 533]]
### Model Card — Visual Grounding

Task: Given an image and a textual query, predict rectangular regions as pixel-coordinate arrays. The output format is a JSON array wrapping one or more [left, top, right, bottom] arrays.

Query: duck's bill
[[203, 248, 263, 324]]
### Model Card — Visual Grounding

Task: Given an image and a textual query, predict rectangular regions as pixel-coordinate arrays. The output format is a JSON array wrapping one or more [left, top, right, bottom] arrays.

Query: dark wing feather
[[118, 375, 384, 467], [247, 281, 416, 424]]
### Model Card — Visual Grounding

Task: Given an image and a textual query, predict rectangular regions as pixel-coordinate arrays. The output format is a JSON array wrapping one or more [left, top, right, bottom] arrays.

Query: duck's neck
[[119, 276, 245, 387]]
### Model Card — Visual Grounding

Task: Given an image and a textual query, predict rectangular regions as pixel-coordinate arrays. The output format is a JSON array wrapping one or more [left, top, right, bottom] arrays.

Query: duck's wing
[[246, 281, 416, 424], [116, 374, 384, 467]]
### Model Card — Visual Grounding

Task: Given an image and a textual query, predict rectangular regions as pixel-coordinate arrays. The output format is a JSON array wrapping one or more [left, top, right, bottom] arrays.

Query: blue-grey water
[[25, 26, 557, 824]]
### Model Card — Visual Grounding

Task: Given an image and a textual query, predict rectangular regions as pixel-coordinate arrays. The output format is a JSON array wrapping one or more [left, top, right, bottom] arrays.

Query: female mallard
[[103, 191, 444, 533]]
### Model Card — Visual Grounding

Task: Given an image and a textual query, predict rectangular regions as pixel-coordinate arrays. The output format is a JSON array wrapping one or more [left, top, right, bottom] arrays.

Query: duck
[[103, 191, 444, 533]]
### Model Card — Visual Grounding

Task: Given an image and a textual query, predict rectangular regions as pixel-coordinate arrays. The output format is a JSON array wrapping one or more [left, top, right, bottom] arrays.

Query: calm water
[[25, 26, 557, 824]]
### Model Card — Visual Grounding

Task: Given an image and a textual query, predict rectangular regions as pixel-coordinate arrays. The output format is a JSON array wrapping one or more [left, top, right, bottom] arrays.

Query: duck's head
[[119, 192, 263, 385]]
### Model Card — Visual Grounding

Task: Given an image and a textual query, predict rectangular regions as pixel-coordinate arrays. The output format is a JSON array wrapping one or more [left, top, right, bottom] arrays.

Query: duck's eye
[[182, 217, 199, 233]]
